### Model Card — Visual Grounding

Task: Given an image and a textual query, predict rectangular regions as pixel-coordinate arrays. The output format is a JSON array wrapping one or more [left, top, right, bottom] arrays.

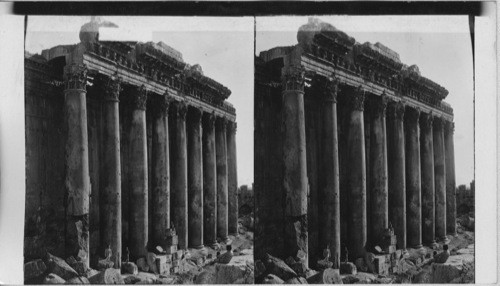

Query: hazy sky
[[26, 16, 255, 186], [257, 16, 474, 186]]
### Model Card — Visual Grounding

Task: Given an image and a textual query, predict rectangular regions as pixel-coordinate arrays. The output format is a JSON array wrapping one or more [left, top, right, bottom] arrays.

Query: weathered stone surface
[[82, 268, 98, 279], [286, 277, 308, 284], [146, 252, 158, 273], [88, 268, 124, 284], [264, 254, 298, 281], [306, 268, 342, 284], [254, 260, 266, 279], [71, 261, 88, 276], [291, 261, 307, 276], [135, 272, 158, 284], [215, 262, 248, 284], [430, 253, 474, 283], [44, 273, 66, 284], [65, 276, 90, 284], [121, 262, 138, 275], [97, 259, 114, 270], [263, 274, 285, 284], [45, 253, 79, 280], [25, 259, 47, 280], [340, 262, 357, 275], [304, 269, 317, 279], [137, 257, 149, 272], [123, 275, 141, 284], [194, 270, 216, 284]]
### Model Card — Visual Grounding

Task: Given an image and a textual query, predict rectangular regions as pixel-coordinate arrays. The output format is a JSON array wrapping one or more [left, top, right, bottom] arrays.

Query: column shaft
[[188, 107, 204, 248], [203, 113, 217, 247], [152, 95, 171, 248], [420, 112, 436, 247], [172, 102, 188, 249], [433, 118, 448, 243], [320, 77, 340, 268], [227, 121, 239, 236], [282, 64, 308, 266], [216, 117, 229, 243], [387, 101, 406, 250], [445, 121, 457, 236], [405, 107, 422, 249], [64, 64, 90, 266], [368, 95, 389, 246], [347, 87, 367, 260], [100, 77, 122, 268], [129, 86, 148, 259]]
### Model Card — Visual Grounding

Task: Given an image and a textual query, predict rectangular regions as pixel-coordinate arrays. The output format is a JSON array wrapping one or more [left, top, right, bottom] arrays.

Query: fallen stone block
[[123, 275, 141, 284], [306, 268, 342, 284], [264, 253, 298, 281], [43, 273, 66, 284], [166, 234, 179, 246], [339, 262, 357, 275], [164, 245, 177, 254], [146, 252, 158, 274], [215, 262, 248, 284], [25, 259, 47, 281], [121, 262, 138, 275], [285, 277, 308, 284], [194, 270, 216, 284], [341, 275, 359, 284], [45, 253, 79, 280], [254, 260, 266, 279], [137, 257, 149, 272], [82, 268, 98, 279], [135, 272, 158, 284], [97, 259, 114, 271], [263, 274, 285, 284], [88, 268, 124, 284], [65, 276, 90, 284], [291, 261, 307, 276], [71, 262, 88, 276], [355, 257, 367, 272]]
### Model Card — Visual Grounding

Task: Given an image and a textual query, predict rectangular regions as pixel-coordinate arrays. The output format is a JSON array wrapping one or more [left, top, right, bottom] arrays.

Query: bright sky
[[257, 16, 474, 186], [26, 16, 255, 186]]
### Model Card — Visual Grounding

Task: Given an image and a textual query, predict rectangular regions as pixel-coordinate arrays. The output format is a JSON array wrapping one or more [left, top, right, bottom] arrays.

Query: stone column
[[216, 116, 229, 243], [188, 107, 204, 249], [100, 76, 122, 268], [387, 101, 406, 250], [347, 86, 367, 260], [445, 121, 457, 236], [129, 85, 149, 259], [63, 64, 90, 266], [172, 101, 188, 250], [433, 117, 449, 243], [203, 113, 218, 247], [227, 121, 239, 236], [368, 94, 389, 247], [281, 64, 308, 266], [320, 77, 340, 268], [405, 107, 422, 249], [152, 93, 171, 248], [420, 112, 437, 248]]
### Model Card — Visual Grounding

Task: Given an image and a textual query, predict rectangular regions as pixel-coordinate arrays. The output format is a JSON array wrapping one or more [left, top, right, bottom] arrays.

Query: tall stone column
[[368, 94, 389, 247], [203, 113, 218, 247], [64, 64, 91, 266], [445, 121, 457, 236], [227, 121, 239, 236], [129, 85, 149, 259], [405, 107, 422, 249], [188, 107, 204, 249], [320, 77, 340, 268], [152, 93, 171, 248], [387, 101, 406, 250], [433, 117, 449, 243], [172, 101, 188, 250], [282, 64, 308, 266], [100, 76, 122, 268], [347, 86, 367, 260], [420, 112, 437, 248], [216, 117, 229, 243]]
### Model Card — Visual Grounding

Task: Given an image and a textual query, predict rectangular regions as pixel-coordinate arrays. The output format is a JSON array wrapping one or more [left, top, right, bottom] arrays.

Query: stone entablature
[[260, 17, 453, 119]]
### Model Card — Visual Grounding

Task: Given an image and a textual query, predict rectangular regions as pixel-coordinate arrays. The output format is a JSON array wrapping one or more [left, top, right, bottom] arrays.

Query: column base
[[425, 241, 439, 249], [447, 232, 458, 238], [438, 236, 451, 244], [229, 232, 239, 237], [190, 244, 205, 250], [410, 243, 423, 250]]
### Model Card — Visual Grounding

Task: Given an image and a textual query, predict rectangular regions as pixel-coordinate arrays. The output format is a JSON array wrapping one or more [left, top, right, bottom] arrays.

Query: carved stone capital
[[282, 65, 306, 92], [103, 76, 122, 102], [433, 116, 444, 130], [216, 116, 228, 129], [132, 85, 148, 110], [387, 100, 405, 121], [227, 121, 237, 134], [445, 120, 455, 134], [174, 101, 188, 120], [64, 64, 88, 91], [349, 86, 365, 111], [188, 107, 203, 124], [154, 94, 171, 117], [203, 112, 216, 129], [324, 76, 340, 103], [405, 107, 421, 124], [420, 112, 434, 132], [369, 93, 388, 117]]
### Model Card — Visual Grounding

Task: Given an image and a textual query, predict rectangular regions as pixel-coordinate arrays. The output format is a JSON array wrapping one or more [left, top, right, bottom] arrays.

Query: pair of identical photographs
[[23, 15, 474, 284]]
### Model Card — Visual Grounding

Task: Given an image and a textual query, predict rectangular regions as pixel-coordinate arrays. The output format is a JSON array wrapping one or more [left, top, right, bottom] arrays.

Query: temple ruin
[[255, 18, 457, 271], [24, 19, 239, 274]]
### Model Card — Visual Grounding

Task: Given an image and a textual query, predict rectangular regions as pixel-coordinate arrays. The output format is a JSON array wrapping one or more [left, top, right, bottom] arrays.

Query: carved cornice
[[420, 112, 434, 132], [64, 64, 88, 91], [349, 86, 365, 111], [103, 75, 122, 102], [405, 107, 421, 124], [387, 100, 405, 121], [132, 85, 148, 110], [282, 65, 306, 92]]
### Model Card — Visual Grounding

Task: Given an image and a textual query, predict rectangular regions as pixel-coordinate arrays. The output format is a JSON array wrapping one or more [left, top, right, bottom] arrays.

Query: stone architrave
[[101, 75, 122, 268], [346, 86, 367, 260], [319, 76, 341, 268], [187, 107, 204, 249], [405, 107, 423, 249], [203, 112, 218, 247], [129, 85, 149, 259], [387, 101, 406, 250], [444, 121, 457, 236], [433, 117, 449, 243], [152, 93, 171, 248], [64, 63, 91, 267], [216, 116, 229, 243], [281, 62, 308, 267], [227, 121, 239, 236], [368, 93, 389, 247]]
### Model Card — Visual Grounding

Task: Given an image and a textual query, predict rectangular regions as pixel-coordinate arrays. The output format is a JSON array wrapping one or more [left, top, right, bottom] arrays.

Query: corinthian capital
[[132, 85, 148, 110], [227, 121, 237, 134], [203, 112, 216, 129], [405, 107, 421, 124], [420, 112, 434, 131], [349, 86, 365, 111], [281, 65, 305, 92], [445, 120, 455, 134], [155, 93, 171, 117], [324, 76, 340, 103], [174, 101, 188, 120], [387, 100, 405, 121], [369, 93, 388, 117], [103, 76, 122, 102], [64, 64, 88, 91]]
